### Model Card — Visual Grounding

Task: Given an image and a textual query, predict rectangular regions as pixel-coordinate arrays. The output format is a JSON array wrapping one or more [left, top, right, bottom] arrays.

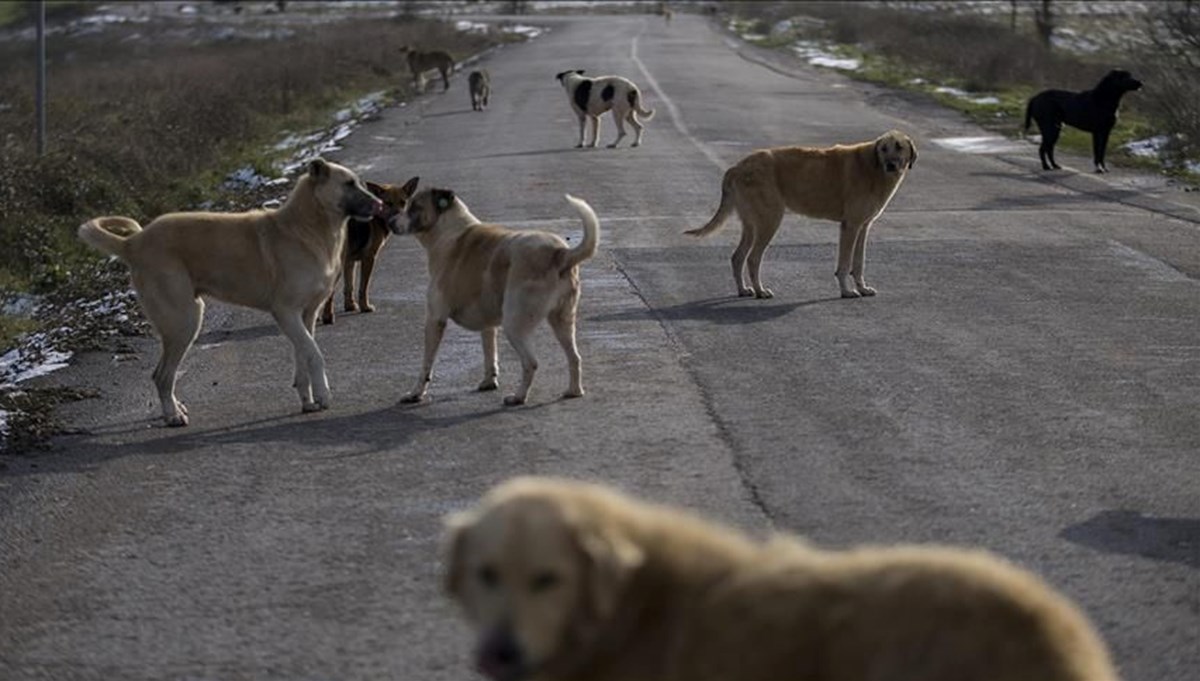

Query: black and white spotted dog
[[555, 70, 656, 149]]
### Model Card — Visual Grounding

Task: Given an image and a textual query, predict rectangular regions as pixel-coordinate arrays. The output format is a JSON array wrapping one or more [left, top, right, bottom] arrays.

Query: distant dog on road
[[79, 159, 382, 426], [1024, 69, 1142, 173], [394, 188, 599, 406], [321, 177, 419, 325], [445, 477, 1119, 681], [686, 130, 916, 299], [400, 46, 454, 92], [469, 69, 491, 111], [555, 70, 655, 148]]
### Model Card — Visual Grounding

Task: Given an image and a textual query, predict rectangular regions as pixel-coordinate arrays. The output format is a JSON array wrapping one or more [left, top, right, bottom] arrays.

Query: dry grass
[[0, 15, 499, 295]]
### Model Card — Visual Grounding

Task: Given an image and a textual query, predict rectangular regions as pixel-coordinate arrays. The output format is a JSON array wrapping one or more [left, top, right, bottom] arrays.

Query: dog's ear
[[365, 181, 386, 197], [575, 69, 585, 75], [873, 138, 887, 170], [441, 511, 475, 598], [907, 137, 917, 169], [401, 176, 420, 197], [433, 188, 455, 212], [576, 524, 643, 623], [307, 158, 330, 180]]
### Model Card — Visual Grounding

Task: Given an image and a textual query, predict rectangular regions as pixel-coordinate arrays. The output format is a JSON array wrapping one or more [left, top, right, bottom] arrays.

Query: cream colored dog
[[555, 70, 655, 148], [393, 188, 599, 406], [78, 159, 382, 426], [686, 130, 916, 299], [445, 477, 1119, 681]]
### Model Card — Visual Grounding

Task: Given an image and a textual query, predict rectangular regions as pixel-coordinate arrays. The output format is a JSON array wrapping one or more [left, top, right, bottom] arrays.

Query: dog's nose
[[370, 198, 385, 217], [476, 628, 524, 680], [885, 162, 898, 172]]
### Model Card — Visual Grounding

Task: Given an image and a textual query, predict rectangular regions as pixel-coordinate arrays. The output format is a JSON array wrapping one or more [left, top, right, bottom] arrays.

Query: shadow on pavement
[[589, 295, 840, 326], [1060, 510, 1200, 569]]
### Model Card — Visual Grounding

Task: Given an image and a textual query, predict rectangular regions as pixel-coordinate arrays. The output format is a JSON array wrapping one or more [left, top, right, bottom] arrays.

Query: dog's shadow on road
[[1060, 510, 1200, 569], [475, 147, 584, 160], [589, 295, 840, 326]]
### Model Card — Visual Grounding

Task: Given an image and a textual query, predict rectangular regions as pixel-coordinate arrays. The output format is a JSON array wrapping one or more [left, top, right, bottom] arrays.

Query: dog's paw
[[737, 288, 755, 298], [632, 141, 641, 147], [344, 301, 360, 313], [361, 303, 375, 313], [165, 413, 189, 428], [301, 401, 324, 413], [754, 288, 775, 299], [606, 142, 619, 149], [503, 394, 527, 406], [320, 314, 333, 325], [562, 388, 584, 399], [399, 393, 425, 404], [575, 143, 584, 149], [856, 285, 877, 297], [477, 377, 499, 392], [840, 289, 863, 299]]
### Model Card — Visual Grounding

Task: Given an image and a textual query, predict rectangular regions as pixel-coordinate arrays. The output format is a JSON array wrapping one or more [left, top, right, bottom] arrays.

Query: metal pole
[[36, 0, 46, 156]]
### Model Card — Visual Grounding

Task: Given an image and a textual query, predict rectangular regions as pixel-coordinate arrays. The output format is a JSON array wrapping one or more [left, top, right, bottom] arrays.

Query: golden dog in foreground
[[445, 477, 1117, 681]]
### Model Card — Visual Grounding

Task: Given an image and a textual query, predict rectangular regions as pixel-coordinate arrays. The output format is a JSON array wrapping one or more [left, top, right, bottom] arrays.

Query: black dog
[[1024, 69, 1142, 173]]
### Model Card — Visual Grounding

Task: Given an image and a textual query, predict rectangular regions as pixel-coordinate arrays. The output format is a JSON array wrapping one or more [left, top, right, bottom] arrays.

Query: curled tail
[[628, 88, 655, 121], [560, 194, 600, 272], [78, 216, 143, 261], [684, 171, 735, 237]]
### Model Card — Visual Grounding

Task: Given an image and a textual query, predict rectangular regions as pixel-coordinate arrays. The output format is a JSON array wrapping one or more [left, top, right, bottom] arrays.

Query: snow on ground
[[791, 41, 861, 71], [1125, 135, 1173, 158], [933, 86, 1000, 106], [931, 136, 1030, 154]]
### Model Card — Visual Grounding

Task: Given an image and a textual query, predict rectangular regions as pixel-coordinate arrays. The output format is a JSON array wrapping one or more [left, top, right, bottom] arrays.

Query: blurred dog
[[400, 46, 454, 92], [469, 69, 491, 111], [687, 130, 916, 299], [78, 160, 382, 426], [555, 70, 655, 148], [445, 477, 1119, 681], [393, 188, 599, 406], [321, 177, 419, 325], [1025, 69, 1142, 173]]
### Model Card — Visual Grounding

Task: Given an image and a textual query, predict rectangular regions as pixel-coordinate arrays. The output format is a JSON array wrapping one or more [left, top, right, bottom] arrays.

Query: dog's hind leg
[[628, 110, 645, 147], [607, 108, 628, 148], [548, 291, 583, 398], [737, 193, 783, 299], [501, 297, 542, 406], [731, 225, 756, 298], [1039, 124, 1062, 170], [321, 292, 336, 325], [139, 276, 202, 427], [478, 327, 499, 391], [850, 218, 878, 296], [275, 309, 330, 412], [401, 316, 447, 403], [588, 114, 602, 148]]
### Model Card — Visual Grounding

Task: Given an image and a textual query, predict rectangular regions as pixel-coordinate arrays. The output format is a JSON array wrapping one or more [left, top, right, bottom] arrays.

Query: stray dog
[[555, 70, 655, 148], [469, 69, 491, 111], [78, 159, 382, 426], [393, 188, 599, 406], [445, 477, 1120, 681], [1025, 69, 1142, 173], [321, 177, 419, 325], [399, 46, 454, 92], [686, 130, 916, 299]]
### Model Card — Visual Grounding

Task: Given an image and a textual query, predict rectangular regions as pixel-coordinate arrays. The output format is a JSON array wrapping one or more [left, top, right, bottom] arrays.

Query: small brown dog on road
[[79, 159, 382, 426], [686, 130, 916, 299], [469, 69, 491, 111], [393, 189, 599, 406], [445, 477, 1118, 681], [321, 177, 419, 325]]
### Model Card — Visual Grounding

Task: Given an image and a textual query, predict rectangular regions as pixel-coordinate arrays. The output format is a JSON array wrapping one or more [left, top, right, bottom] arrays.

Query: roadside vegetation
[[0, 2, 523, 452], [721, 1, 1200, 179]]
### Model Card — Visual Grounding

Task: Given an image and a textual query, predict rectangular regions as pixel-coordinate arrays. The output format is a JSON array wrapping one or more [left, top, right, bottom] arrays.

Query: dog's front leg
[[576, 114, 587, 148], [1092, 129, 1111, 173], [588, 114, 601, 148], [478, 327, 500, 391], [850, 218, 877, 296], [835, 220, 862, 298], [401, 316, 447, 403], [276, 310, 331, 412]]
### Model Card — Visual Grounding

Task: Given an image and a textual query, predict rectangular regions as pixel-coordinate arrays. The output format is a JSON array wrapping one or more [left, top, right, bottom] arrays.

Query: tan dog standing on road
[[400, 45, 454, 92], [78, 159, 382, 426], [555, 70, 655, 148], [686, 130, 916, 299], [393, 188, 599, 406], [444, 477, 1119, 681]]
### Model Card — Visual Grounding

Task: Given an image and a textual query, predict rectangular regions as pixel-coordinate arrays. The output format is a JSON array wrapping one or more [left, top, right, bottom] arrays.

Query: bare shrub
[[1139, 4, 1200, 162]]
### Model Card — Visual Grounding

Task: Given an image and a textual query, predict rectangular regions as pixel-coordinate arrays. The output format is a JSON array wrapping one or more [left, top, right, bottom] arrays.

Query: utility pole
[[36, 0, 46, 156]]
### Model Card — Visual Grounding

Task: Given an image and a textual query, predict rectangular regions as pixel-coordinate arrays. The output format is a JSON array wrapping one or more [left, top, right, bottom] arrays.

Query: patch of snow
[[909, 78, 926, 85], [455, 20, 490, 34], [0, 408, 7, 443], [2, 294, 39, 318], [771, 19, 794, 36], [933, 86, 1000, 106], [1125, 135, 1172, 158], [931, 136, 1029, 154], [1187, 160, 1200, 175], [0, 338, 73, 389], [503, 24, 546, 38], [740, 33, 769, 42], [791, 41, 860, 71]]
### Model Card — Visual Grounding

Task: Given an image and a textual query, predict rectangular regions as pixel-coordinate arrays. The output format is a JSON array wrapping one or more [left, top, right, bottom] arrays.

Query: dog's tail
[[684, 170, 735, 238], [1023, 98, 1033, 132], [78, 216, 143, 261], [629, 88, 655, 121], [560, 194, 600, 272]]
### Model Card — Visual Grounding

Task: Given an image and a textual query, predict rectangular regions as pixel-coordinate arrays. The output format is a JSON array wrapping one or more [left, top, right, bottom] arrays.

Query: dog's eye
[[478, 565, 500, 589], [529, 571, 560, 593]]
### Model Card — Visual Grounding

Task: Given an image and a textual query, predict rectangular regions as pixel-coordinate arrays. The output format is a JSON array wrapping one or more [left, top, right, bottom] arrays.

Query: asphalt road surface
[[2, 13, 1198, 681]]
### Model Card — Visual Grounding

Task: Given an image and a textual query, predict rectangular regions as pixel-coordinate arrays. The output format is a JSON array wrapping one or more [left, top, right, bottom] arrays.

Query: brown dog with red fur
[[322, 177, 419, 324]]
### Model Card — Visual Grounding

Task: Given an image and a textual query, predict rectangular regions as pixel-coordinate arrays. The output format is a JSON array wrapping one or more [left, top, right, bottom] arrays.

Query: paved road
[[2, 13, 1198, 681]]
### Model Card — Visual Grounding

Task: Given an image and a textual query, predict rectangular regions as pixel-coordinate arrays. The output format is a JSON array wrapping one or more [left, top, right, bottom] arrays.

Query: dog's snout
[[476, 628, 525, 681], [885, 161, 899, 172]]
